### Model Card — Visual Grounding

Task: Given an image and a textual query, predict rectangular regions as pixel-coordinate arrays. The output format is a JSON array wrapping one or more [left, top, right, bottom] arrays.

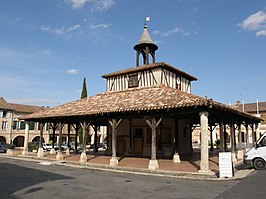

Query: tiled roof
[[9, 103, 44, 113], [0, 97, 14, 110], [0, 97, 45, 113], [234, 102, 266, 113], [21, 85, 261, 122], [102, 62, 197, 81]]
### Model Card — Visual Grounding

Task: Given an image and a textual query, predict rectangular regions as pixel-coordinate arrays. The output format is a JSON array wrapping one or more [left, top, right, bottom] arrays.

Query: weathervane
[[144, 16, 150, 26]]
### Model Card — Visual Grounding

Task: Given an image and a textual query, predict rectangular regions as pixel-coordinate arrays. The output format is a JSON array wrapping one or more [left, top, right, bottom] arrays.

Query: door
[[133, 128, 143, 156]]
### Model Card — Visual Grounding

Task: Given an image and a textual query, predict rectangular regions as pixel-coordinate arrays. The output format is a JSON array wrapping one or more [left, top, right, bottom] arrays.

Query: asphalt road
[[0, 157, 263, 199]]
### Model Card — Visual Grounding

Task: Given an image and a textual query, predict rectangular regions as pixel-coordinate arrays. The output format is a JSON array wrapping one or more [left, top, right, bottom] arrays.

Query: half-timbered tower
[[103, 25, 197, 93]]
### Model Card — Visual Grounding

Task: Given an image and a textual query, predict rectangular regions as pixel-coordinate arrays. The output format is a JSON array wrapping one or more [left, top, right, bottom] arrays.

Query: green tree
[[81, 77, 88, 99], [79, 77, 89, 144]]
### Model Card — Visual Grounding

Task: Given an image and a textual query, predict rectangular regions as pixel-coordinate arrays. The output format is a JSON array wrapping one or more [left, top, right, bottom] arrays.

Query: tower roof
[[134, 25, 158, 51]]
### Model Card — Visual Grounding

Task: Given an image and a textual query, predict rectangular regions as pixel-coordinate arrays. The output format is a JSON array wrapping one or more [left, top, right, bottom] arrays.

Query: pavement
[[0, 149, 255, 181]]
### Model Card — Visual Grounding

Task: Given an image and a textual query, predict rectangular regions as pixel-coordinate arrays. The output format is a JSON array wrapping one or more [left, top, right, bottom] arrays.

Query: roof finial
[[144, 16, 150, 27]]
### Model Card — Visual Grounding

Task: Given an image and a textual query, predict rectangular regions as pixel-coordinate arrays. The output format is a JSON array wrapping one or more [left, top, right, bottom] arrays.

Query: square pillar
[[199, 111, 212, 174], [22, 121, 30, 155]]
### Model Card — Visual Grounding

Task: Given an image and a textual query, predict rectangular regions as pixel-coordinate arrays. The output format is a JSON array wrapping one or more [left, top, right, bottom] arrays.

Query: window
[[20, 121, 25, 130], [2, 121, 7, 130], [3, 111, 7, 118], [128, 74, 138, 88], [29, 121, 35, 130], [13, 121, 17, 130]]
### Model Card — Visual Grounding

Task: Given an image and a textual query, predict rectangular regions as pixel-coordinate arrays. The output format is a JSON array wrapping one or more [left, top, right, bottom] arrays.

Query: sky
[[0, 0, 266, 107]]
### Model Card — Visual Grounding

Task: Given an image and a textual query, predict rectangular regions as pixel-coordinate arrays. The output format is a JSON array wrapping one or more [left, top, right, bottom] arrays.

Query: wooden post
[[109, 118, 121, 166], [56, 122, 64, 160], [79, 121, 89, 163], [230, 123, 237, 162], [146, 117, 162, 170], [37, 122, 44, 158], [173, 118, 180, 163], [219, 122, 224, 152], [50, 123, 57, 154]]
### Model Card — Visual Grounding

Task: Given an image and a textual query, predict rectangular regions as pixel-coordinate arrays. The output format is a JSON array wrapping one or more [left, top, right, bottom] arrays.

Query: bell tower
[[133, 24, 158, 66]]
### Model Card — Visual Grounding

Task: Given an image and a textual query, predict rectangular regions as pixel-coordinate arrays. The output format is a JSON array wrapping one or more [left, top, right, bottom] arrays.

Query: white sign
[[219, 152, 233, 178]]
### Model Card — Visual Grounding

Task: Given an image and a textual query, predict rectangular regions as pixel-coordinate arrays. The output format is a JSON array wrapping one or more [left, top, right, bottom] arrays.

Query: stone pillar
[[199, 111, 211, 173], [22, 121, 30, 155], [255, 123, 260, 142], [79, 121, 88, 163], [7, 112, 13, 144], [37, 123, 44, 158], [237, 124, 244, 160], [56, 123, 64, 160], [109, 119, 121, 166]]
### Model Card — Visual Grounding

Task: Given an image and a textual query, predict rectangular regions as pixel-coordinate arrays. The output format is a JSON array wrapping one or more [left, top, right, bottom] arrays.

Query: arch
[[31, 136, 44, 143], [13, 135, 24, 147], [0, 136, 6, 144]]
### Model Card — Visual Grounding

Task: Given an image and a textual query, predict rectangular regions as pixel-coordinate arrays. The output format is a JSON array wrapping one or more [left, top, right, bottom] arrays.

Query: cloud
[[90, 23, 110, 29], [256, 29, 266, 36], [163, 27, 191, 36], [67, 69, 80, 74], [238, 11, 266, 36], [40, 24, 81, 38], [65, 0, 115, 12]]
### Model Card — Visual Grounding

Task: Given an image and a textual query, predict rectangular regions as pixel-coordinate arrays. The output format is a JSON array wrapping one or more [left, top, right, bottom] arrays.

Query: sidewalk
[[0, 149, 254, 180]]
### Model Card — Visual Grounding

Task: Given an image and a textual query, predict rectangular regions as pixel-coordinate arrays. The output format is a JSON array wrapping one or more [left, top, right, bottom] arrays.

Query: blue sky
[[0, 0, 266, 107]]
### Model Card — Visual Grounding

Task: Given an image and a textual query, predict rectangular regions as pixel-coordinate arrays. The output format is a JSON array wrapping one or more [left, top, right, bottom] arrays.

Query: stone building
[[0, 97, 47, 146], [21, 24, 261, 172]]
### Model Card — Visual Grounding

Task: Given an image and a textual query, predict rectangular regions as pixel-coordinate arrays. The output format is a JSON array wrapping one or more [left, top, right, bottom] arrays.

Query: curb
[[0, 154, 253, 181]]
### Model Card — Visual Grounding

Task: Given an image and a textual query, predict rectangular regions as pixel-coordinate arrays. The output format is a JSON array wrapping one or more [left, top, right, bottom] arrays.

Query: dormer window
[[128, 73, 138, 88]]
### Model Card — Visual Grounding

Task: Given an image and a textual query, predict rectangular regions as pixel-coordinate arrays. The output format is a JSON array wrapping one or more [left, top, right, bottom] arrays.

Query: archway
[[0, 136, 6, 144], [32, 136, 44, 143], [13, 136, 24, 147]]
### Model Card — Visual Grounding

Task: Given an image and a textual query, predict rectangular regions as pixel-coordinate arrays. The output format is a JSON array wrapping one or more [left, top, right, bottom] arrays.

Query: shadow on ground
[[0, 162, 72, 199]]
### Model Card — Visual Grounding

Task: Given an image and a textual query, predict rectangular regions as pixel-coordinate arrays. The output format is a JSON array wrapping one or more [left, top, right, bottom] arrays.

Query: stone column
[[37, 122, 44, 158], [22, 121, 30, 155], [237, 124, 244, 160], [79, 121, 88, 163], [109, 119, 121, 166], [7, 112, 13, 144], [56, 123, 64, 160], [255, 123, 260, 142], [199, 111, 211, 174]]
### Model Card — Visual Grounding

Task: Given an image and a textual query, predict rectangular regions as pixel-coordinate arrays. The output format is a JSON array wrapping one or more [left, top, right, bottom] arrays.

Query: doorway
[[133, 128, 143, 156]]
